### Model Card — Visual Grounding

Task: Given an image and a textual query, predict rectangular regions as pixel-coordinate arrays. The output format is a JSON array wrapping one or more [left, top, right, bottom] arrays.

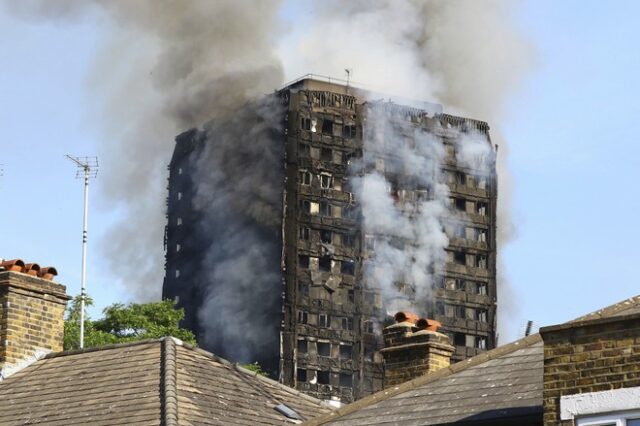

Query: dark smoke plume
[[2, 0, 285, 303], [4, 0, 532, 351], [191, 96, 285, 371]]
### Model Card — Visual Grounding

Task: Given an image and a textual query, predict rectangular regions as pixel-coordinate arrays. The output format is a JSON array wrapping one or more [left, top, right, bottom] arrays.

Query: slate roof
[[303, 334, 543, 426], [304, 294, 640, 426], [0, 337, 332, 425]]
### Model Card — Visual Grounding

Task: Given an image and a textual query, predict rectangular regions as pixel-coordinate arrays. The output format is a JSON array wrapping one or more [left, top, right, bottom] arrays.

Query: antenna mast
[[524, 320, 534, 337], [66, 155, 98, 349], [345, 68, 353, 87]]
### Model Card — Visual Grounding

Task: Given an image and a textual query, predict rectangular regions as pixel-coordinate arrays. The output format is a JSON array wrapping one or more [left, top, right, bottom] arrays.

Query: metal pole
[[65, 155, 97, 350], [79, 167, 89, 348]]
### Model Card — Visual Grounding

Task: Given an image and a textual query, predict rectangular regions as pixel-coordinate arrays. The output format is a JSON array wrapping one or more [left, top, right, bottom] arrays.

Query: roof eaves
[[302, 333, 543, 426]]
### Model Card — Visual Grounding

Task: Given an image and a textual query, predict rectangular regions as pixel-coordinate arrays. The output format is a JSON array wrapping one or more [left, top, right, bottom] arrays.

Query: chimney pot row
[[0, 259, 58, 281], [393, 311, 442, 332]]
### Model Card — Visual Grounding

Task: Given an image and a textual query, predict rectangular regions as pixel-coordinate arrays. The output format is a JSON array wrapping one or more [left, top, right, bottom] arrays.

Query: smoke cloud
[[4, 0, 532, 351], [351, 103, 450, 314], [3, 0, 285, 303], [286, 0, 533, 338], [192, 96, 285, 372]]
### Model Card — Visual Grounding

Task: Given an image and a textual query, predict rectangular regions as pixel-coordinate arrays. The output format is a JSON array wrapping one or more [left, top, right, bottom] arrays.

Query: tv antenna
[[521, 320, 536, 337], [65, 155, 98, 349], [345, 68, 353, 87]]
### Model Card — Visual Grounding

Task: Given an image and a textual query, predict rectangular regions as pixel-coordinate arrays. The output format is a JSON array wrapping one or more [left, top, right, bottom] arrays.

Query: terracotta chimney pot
[[1, 259, 25, 272], [38, 267, 58, 281], [394, 311, 419, 325], [415, 318, 442, 332], [24, 263, 41, 276]]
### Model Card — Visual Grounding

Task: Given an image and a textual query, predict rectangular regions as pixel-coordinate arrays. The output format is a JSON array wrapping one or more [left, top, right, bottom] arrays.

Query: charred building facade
[[163, 77, 498, 403]]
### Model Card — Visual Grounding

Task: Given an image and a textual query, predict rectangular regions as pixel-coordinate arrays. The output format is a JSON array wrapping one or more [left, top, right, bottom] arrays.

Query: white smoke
[[286, 0, 533, 337], [351, 103, 450, 314], [456, 131, 495, 175]]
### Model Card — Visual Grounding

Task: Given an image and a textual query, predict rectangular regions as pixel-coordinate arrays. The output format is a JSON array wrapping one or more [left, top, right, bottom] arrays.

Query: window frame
[[299, 226, 310, 241], [340, 259, 355, 276], [299, 170, 312, 186], [319, 201, 332, 217], [297, 311, 308, 324], [339, 344, 352, 360], [320, 229, 332, 244], [341, 317, 354, 331], [318, 313, 330, 328], [577, 412, 640, 426], [296, 368, 307, 383], [339, 372, 353, 387], [317, 341, 331, 357], [320, 173, 333, 189], [317, 370, 330, 385], [297, 339, 308, 354]]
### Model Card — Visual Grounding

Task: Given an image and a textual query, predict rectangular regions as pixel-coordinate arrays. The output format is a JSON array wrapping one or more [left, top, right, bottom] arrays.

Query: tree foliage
[[241, 362, 268, 377], [64, 296, 196, 351]]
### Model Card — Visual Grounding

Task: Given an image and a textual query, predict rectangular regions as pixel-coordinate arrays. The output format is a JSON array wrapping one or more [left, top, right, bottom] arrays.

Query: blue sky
[[1, 1, 639, 343], [0, 12, 106, 313], [503, 0, 640, 337]]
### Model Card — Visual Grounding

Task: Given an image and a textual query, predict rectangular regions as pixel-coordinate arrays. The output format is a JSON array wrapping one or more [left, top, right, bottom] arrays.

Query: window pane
[[628, 420, 640, 426]]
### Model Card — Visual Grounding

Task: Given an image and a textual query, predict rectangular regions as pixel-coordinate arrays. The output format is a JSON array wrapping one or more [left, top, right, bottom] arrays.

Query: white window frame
[[299, 170, 311, 185], [577, 411, 640, 426], [562, 386, 640, 424], [319, 173, 333, 189]]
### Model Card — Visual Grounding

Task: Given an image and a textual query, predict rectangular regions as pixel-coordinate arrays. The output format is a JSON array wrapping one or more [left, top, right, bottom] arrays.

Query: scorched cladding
[[163, 76, 498, 403]]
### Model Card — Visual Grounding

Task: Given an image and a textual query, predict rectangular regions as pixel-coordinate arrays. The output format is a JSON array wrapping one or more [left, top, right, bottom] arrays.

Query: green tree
[[64, 296, 196, 351], [241, 362, 268, 377]]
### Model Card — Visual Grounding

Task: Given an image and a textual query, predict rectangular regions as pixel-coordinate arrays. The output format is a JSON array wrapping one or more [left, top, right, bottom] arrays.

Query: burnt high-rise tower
[[163, 76, 498, 403]]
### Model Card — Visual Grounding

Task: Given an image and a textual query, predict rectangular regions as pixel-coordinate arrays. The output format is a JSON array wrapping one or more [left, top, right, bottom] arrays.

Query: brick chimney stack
[[0, 260, 71, 378], [380, 312, 455, 388]]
